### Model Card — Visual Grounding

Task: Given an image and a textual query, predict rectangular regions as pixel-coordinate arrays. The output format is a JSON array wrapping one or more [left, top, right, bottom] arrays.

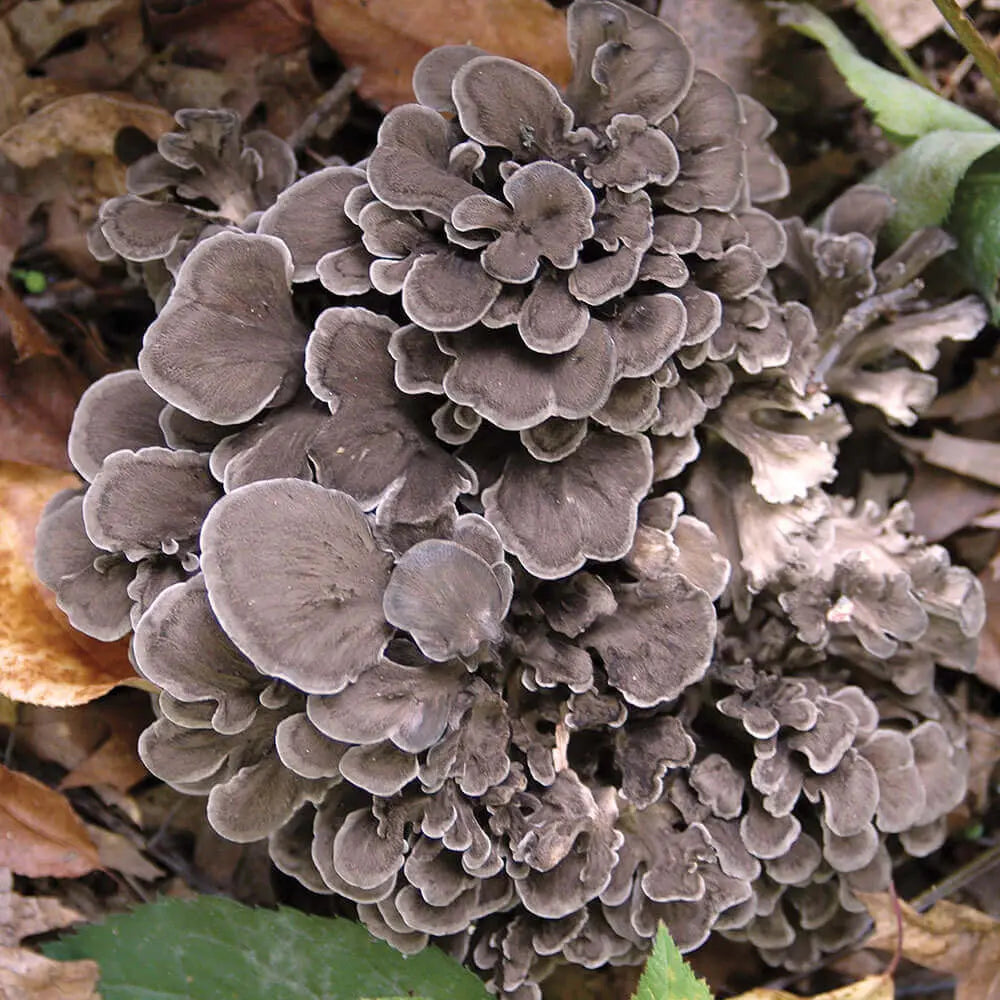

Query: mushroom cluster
[[36, 2, 986, 996], [89, 108, 298, 307]]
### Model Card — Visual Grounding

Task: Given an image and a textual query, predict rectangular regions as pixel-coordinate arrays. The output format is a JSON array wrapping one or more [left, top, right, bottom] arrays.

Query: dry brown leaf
[[730, 975, 893, 1000], [0, 765, 100, 877], [928, 356, 1000, 424], [859, 892, 1000, 1000], [0, 868, 98, 1000], [60, 709, 149, 794], [84, 825, 165, 881], [905, 461, 1000, 542], [899, 431, 1000, 490], [976, 558, 1000, 692], [312, 0, 572, 110], [862, 0, 973, 49], [0, 93, 173, 169], [0, 461, 136, 706], [964, 712, 1000, 813]]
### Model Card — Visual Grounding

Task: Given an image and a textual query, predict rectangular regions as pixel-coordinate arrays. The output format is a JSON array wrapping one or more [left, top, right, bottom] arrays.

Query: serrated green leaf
[[43, 896, 491, 1000], [631, 924, 714, 1000], [867, 130, 1000, 242], [772, 2, 991, 141]]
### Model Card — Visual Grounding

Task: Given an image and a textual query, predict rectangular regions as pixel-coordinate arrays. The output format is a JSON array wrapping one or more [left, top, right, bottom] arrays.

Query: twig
[[289, 68, 363, 152], [855, 0, 937, 90], [931, 0, 1000, 101], [908, 840, 1000, 912]]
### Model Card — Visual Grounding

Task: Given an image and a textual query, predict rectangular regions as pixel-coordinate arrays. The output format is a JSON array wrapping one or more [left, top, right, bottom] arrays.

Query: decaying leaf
[[84, 825, 165, 881], [729, 976, 893, 1000], [860, 892, 1000, 1000], [975, 558, 1000, 692], [0, 462, 135, 706], [898, 431, 1000, 489], [311, 0, 572, 109], [905, 462, 1000, 542], [0, 766, 100, 877], [0, 93, 173, 169], [964, 712, 1000, 813], [0, 868, 98, 1000], [861, 0, 973, 49]]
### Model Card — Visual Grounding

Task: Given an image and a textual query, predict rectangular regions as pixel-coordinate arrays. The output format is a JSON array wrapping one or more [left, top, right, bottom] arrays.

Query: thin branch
[[931, 0, 1000, 101], [855, 0, 937, 90]]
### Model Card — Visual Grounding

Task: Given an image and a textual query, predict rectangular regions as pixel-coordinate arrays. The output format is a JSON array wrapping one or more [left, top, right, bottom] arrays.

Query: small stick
[[855, 0, 937, 90], [931, 0, 1000, 101]]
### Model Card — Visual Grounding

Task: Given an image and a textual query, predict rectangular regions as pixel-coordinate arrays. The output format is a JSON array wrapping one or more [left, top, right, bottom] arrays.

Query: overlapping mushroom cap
[[253, 0, 793, 578], [89, 108, 298, 306], [33, 2, 989, 999]]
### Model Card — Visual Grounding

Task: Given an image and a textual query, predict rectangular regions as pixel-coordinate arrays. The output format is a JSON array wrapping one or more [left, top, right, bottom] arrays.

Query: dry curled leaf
[[859, 891, 1000, 1000], [0, 462, 136, 706], [312, 0, 572, 109], [0, 868, 98, 1000], [730, 976, 893, 1000], [0, 766, 100, 877], [0, 93, 173, 169]]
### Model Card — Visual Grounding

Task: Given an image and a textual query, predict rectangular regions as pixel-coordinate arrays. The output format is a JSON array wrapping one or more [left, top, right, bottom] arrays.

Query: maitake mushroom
[[89, 108, 298, 307], [36, 3, 986, 998]]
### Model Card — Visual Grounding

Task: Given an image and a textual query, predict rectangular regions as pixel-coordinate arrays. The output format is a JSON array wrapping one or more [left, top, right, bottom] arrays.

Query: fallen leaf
[[146, 0, 310, 63], [0, 461, 136, 706], [312, 0, 572, 110], [0, 765, 100, 877], [859, 892, 1000, 1000], [975, 558, 1000, 691], [0, 867, 98, 1000], [905, 461, 1000, 541], [861, 0, 973, 49], [729, 975, 893, 999], [60, 704, 149, 794], [84, 825, 165, 881], [0, 93, 173, 169], [964, 712, 1000, 813], [927, 356, 1000, 423], [898, 430, 1000, 489]]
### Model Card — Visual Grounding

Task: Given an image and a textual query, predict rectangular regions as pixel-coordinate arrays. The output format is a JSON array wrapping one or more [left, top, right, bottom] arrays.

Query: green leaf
[[43, 897, 491, 1000], [867, 130, 1000, 243], [772, 2, 992, 141], [631, 924, 714, 1000], [9, 268, 47, 294], [947, 154, 1000, 319]]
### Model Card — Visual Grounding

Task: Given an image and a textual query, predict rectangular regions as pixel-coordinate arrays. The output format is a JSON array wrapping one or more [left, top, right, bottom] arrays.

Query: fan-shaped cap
[[199, 478, 394, 694], [139, 231, 307, 424]]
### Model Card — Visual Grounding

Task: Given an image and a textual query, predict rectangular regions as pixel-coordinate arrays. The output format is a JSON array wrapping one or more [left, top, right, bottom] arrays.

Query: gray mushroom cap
[[199, 478, 394, 694], [482, 430, 653, 578], [67, 371, 166, 483], [132, 575, 266, 735], [82, 447, 220, 562], [384, 521, 513, 661], [257, 165, 367, 282], [34, 491, 135, 641], [452, 162, 596, 283], [139, 231, 307, 425], [566, 0, 694, 128]]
